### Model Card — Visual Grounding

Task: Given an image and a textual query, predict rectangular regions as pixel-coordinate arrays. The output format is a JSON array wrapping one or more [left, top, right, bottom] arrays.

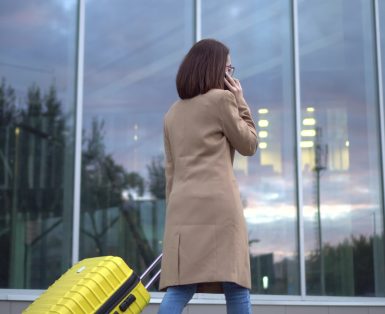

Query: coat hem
[[159, 279, 251, 293]]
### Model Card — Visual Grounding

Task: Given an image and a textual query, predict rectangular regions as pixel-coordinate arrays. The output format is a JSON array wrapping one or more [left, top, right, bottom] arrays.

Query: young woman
[[158, 39, 258, 314]]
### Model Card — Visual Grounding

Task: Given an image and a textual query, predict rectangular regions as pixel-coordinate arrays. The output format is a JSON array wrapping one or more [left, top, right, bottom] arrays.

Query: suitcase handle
[[140, 253, 162, 289], [145, 269, 161, 289]]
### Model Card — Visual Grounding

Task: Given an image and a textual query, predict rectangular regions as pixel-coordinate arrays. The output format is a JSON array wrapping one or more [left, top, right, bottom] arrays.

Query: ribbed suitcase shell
[[23, 256, 150, 314]]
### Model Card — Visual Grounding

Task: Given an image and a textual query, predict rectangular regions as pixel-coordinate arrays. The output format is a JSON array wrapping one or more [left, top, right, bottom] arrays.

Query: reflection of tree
[[147, 155, 165, 199], [0, 79, 16, 287], [81, 118, 158, 266], [1, 77, 163, 286], [0, 78, 68, 288], [306, 234, 379, 296], [313, 126, 328, 295], [0, 78, 17, 125], [81, 118, 144, 212]]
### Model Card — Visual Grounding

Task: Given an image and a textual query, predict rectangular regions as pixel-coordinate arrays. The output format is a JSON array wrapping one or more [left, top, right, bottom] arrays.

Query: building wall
[[2, 300, 385, 314], [1, 0, 385, 308]]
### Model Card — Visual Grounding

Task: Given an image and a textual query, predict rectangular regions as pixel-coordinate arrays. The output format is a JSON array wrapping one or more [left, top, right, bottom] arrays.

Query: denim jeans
[[157, 282, 252, 314]]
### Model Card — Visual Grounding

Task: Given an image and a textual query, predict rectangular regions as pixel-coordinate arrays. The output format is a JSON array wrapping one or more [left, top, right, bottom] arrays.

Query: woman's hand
[[224, 72, 245, 105]]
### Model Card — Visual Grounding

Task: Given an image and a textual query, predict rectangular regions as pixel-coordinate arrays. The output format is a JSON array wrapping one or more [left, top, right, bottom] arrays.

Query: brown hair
[[176, 39, 229, 99]]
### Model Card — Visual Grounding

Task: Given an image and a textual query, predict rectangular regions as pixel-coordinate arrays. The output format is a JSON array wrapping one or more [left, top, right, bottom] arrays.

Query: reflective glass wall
[[299, 0, 385, 296], [0, 1, 78, 288], [377, 1, 385, 111], [202, 0, 299, 295], [1, 0, 385, 299], [80, 0, 194, 278]]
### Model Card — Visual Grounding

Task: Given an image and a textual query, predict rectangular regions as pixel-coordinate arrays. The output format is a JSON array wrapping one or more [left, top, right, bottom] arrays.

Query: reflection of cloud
[[244, 204, 296, 224], [244, 202, 377, 262], [87, 50, 183, 101], [0, 1, 77, 96], [243, 199, 378, 223], [204, 1, 383, 261], [81, 0, 192, 165], [1, 1, 382, 278], [54, 0, 76, 12], [3, 1, 383, 261]]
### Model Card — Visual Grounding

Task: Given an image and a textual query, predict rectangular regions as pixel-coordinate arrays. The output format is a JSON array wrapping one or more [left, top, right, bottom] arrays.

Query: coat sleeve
[[219, 91, 258, 156], [163, 120, 174, 206]]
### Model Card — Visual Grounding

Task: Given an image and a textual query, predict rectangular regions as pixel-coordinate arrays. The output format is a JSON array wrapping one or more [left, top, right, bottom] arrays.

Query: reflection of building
[[257, 108, 284, 173], [233, 152, 249, 175], [301, 106, 349, 172], [250, 253, 275, 293]]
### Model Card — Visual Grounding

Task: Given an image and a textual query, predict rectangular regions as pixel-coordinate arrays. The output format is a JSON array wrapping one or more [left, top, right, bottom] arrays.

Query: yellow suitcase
[[23, 254, 162, 314]]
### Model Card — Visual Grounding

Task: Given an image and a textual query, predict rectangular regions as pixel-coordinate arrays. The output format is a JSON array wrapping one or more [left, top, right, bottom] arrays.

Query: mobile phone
[[224, 74, 230, 90]]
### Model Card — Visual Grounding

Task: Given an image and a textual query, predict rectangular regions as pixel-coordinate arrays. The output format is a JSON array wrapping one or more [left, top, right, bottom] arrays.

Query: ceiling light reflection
[[303, 118, 316, 126], [259, 142, 267, 149], [301, 129, 316, 137], [259, 131, 268, 138], [258, 108, 269, 114], [258, 120, 269, 127], [301, 141, 314, 148]]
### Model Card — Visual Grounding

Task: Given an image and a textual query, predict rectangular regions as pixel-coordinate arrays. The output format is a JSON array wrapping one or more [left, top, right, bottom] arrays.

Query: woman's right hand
[[224, 72, 245, 105]]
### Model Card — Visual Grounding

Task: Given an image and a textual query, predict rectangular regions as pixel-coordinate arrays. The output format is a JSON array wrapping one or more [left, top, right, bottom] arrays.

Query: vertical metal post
[[194, 0, 201, 42], [373, 0, 385, 295], [72, 0, 85, 265], [292, 0, 306, 298], [314, 127, 326, 295]]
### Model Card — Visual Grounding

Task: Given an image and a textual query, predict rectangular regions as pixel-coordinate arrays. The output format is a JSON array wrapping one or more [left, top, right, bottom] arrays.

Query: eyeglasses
[[225, 65, 235, 77]]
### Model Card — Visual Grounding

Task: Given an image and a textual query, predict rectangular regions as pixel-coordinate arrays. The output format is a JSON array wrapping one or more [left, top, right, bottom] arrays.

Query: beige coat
[[159, 89, 258, 293]]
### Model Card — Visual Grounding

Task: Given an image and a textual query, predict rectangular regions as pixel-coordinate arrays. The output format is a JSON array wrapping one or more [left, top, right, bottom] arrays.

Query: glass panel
[[0, 1, 78, 288], [380, 0, 385, 103], [81, 0, 193, 289], [299, 0, 385, 296], [202, 0, 299, 295]]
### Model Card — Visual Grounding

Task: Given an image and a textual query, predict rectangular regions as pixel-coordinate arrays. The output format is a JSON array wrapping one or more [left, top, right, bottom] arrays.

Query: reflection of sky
[[202, 0, 298, 264], [297, 0, 383, 256], [83, 0, 194, 178], [0, 0, 77, 111], [84, 0, 383, 262], [2, 0, 384, 266]]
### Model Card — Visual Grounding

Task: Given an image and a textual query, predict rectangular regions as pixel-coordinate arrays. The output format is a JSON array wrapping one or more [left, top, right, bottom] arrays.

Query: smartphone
[[224, 74, 230, 90]]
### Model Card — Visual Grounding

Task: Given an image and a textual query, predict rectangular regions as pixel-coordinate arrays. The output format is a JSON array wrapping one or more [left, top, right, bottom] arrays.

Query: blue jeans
[[158, 282, 252, 314]]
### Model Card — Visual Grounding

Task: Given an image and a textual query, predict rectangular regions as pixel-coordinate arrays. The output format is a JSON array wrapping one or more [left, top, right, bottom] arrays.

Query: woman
[[158, 39, 258, 314]]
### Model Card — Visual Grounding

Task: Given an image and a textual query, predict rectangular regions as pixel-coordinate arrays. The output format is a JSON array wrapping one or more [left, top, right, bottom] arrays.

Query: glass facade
[[0, 1, 78, 288], [202, 0, 299, 295], [1, 0, 385, 301], [299, 0, 385, 296], [80, 0, 193, 276], [377, 1, 385, 112]]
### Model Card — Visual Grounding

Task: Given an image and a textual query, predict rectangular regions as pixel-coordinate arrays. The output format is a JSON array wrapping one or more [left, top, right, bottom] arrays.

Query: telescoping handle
[[140, 253, 163, 290]]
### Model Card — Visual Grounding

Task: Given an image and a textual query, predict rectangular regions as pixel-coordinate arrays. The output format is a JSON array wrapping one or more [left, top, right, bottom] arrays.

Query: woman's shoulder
[[205, 88, 234, 100], [166, 89, 235, 116], [170, 89, 233, 103], [204, 89, 237, 109]]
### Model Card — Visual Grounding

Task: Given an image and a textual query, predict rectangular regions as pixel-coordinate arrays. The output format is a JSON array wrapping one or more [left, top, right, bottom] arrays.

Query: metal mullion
[[194, 0, 201, 42], [292, 0, 306, 298], [72, 0, 85, 265], [373, 0, 385, 295]]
